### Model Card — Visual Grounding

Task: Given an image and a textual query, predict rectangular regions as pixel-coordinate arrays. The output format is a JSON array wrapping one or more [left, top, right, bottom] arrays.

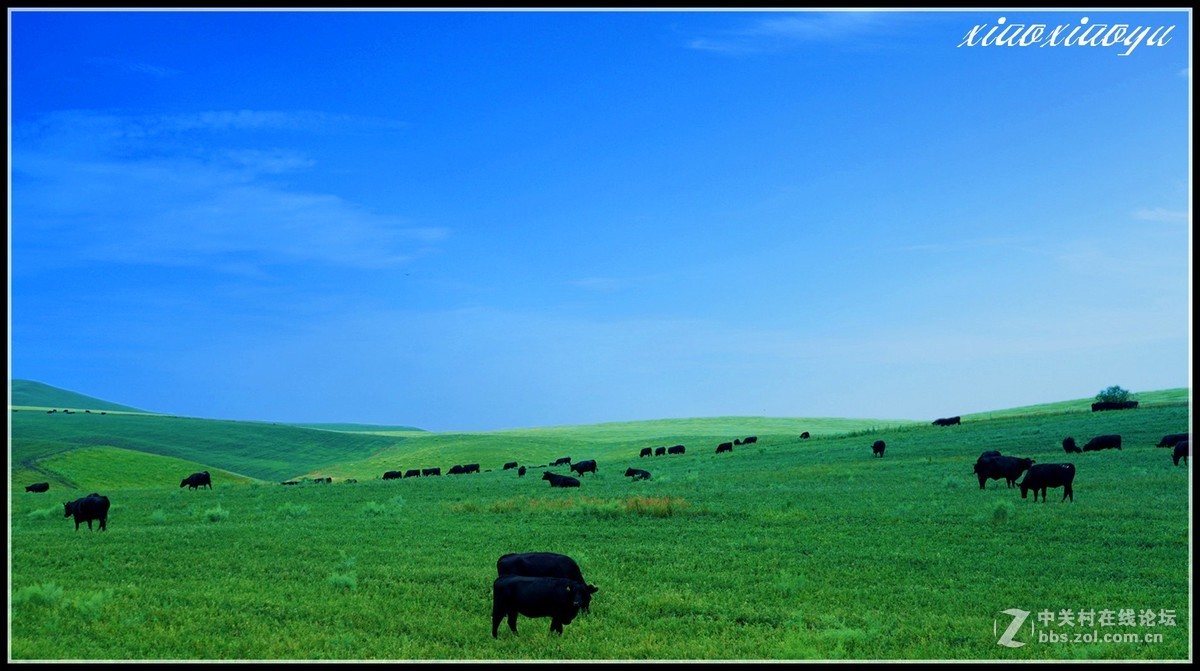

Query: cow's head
[[62, 502, 73, 517], [180, 479, 188, 488], [1018, 482, 1029, 499]]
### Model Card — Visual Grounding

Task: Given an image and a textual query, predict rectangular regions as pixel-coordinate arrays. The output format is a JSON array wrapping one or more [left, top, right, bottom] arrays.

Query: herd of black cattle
[[20, 418, 1191, 637]]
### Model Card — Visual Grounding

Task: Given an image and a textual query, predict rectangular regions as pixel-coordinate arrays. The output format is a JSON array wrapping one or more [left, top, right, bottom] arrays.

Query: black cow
[[63, 494, 110, 531], [1019, 463, 1076, 502], [464, 463, 481, 474], [743, 436, 758, 445], [974, 455, 1035, 489], [25, 482, 50, 493], [654, 446, 666, 457], [552, 457, 572, 466], [404, 469, 421, 478], [281, 481, 299, 486], [625, 468, 651, 481], [503, 462, 519, 470], [491, 576, 589, 638], [518, 466, 527, 477], [639, 447, 653, 458], [311, 477, 332, 484], [542, 471, 581, 488], [933, 416, 961, 426], [569, 460, 597, 477], [978, 450, 1002, 461], [496, 552, 598, 613], [383, 470, 403, 480], [800, 432, 810, 439], [448, 465, 466, 475], [180, 471, 212, 490], [1091, 401, 1138, 412], [872, 440, 886, 457], [667, 445, 685, 455], [1082, 434, 1122, 452], [422, 468, 441, 477], [1157, 433, 1189, 448], [734, 438, 742, 446], [1172, 440, 1189, 466], [1062, 437, 1081, 453], [716, 442, 733, 454]]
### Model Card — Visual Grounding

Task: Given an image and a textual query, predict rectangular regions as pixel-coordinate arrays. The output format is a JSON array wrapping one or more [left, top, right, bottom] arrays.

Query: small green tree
[[1095, 385, 1134, 404]]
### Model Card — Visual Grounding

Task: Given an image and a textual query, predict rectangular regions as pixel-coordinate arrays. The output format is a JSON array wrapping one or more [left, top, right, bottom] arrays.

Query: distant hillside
[[290, 422, 427, 433], [10, 379, 150, 413], [961, 387, 1190, 420]]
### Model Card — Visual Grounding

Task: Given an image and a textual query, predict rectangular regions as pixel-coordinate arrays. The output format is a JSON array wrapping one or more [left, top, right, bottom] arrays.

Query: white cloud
[[1133, 207, 1189, 224], [11, 109, 439, 272], [686, 11, 896, 54]]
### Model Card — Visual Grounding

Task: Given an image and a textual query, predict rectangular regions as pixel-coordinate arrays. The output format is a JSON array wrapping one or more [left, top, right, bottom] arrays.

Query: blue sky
[[8, 9, 1192, 431]]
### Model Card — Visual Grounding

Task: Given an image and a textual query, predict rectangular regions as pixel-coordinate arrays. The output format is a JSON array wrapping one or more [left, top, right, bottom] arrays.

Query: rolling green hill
[[11, 379, 150, 413]]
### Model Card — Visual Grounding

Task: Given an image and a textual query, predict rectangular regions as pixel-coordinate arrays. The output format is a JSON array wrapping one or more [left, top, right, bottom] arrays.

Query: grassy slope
[[10, 411, 405, 486], [9, 401, 1190, 660], [11, 379, 150, 413]]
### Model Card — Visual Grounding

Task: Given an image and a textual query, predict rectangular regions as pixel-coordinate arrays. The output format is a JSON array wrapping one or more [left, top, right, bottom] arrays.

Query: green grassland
[[11, 379, 150, 413], [8, 388, 1192, 660]]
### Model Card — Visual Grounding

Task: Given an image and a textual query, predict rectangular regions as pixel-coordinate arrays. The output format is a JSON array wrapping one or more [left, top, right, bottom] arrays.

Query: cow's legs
[[507, 612, 519, 635]]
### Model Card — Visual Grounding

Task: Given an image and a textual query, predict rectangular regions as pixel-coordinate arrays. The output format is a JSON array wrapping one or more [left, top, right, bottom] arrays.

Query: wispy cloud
[[686, 11, 898, 55], [1133, 207, 1189, 224], [12, 109, 439, 272], [88, 56, 180, 78]]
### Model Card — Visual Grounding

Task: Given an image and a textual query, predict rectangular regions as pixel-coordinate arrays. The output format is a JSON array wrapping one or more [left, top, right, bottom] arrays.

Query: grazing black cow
[[933, 416, 961, 426], [552, 457, 572, 466], [542, 471, 581, 488], [491, 576, 589, 638], [743, 436, 758, 445], [1082, 434, 1122, 452], [503, 462, 519, 470], [800, 432, 810, 439], [667, 445, 685, 455], [1062, 437, 1081, 454], [716, 442, 733, 454], [63, 494, 110, 531], [872, 440, 886, 457], [1019, 463, 1076, 502], [1172, 440, 1189, 466], [404, 469, 421, 478], [974, 456, 1035, 489], [734, 438, 742, 446], [422, 468, 441, 477], [569, 460, 597, 477], [464, 463, 481, 474], [448, 465, 466, 475], [311, 477, 332, 484], [25, 482, 50, 493], [625, 468, 651, 481], [383, 470, 403, 480], [1157, 433, 1189, 448], [1091, 401, 1138, 412], [281, 481, 299, 486], [654, 446, 666, 457], [639, 447, 653, 458], [180, 471, 212, 490], [496, 552, 598, 613], [518, 466, 527, 477]]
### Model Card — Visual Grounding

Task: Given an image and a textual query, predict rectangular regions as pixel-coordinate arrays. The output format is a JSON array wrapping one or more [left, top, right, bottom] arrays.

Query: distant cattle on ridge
[[422, 468, 441, 477], [1173, 441, 1189, 466], [667, 445, 686, 455], [404, 469, 421, 478], [1157, 433, 1188, 448], [180, 471, 212, 490], [932, 416, 961, 426], [625, 468, 651, 481], [569, 460, 597, 477], [800, 432, 810, 439], [1091, 401, 1138, 412], [25, 482, 50, 493], [383, 470, 403, 480], [639, 447, 653, 458], [64, 493, 110, 531], [716, 442, 733, 454], [654, 447, 666, 457], [1018, 463, 1076, 502], [542, 471, 581, 488], [872, 440, 886, 458], [1082, 434, 1122, 452], [503, 462, 519, 470]]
